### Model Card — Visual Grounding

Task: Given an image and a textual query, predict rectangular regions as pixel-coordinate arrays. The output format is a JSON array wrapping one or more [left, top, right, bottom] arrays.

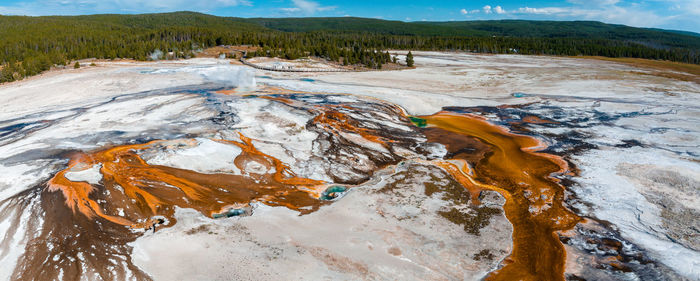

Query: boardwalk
[[240, 58, 354, 73]]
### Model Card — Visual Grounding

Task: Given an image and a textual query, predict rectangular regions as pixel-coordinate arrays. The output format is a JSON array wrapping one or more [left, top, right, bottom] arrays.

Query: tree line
[[1, 13, 698, 83]]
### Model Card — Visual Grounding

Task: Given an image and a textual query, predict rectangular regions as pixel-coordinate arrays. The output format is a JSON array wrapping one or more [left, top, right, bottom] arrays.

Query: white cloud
[[281, 0, 335, 15], [515, 7, 568, 15], [279, 7, 301, 12], [0, 5, 30, 15], [512, 4, 666, 28], [669, 0, 700, 16], [471, 1, 698, 31], [480, 5, 505, 15], [567, 0, 620, 6], [493, 5, 506, 14], [459, 8, 480, 15]]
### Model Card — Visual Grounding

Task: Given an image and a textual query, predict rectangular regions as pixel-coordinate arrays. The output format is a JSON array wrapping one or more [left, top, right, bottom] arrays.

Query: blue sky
[[1, 0, 698, 33]]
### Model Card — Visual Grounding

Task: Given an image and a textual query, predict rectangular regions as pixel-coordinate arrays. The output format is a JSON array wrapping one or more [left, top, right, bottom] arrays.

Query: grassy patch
[[577, 56, 700, 83]]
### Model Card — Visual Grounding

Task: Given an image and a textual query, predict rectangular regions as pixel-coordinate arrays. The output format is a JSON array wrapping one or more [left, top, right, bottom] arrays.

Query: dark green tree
[[406, 51, 414, 67]]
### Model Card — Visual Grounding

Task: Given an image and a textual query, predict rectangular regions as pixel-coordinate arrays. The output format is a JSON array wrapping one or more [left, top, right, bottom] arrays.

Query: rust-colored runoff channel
[[40, 92, 580, 280], [48, 133, 328, 230], [421, 111, 581, 281]]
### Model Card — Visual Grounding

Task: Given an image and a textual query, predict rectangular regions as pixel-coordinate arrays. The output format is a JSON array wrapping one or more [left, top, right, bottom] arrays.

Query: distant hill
[[1, 11, 698, 83], [649, 28, 700, 38], [243, 17, 700, 50], [243, 17, 468, 36], [426, 20, 700, 50], [72, 12, 266, 31]]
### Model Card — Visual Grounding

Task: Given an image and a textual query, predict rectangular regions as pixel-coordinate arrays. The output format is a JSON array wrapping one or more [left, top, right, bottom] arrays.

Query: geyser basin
[[0, 54, 697, 280], [0, 86, 576, 280]]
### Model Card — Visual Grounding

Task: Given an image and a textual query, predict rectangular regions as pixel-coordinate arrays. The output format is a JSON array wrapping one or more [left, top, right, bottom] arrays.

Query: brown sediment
[[47, 134, 328, 230], [521, 115, 557, 124], [421, 111, 581, 281], [311, 109, 390, 147], [12, 188, 153, 281], [422, 127, 491, 164]]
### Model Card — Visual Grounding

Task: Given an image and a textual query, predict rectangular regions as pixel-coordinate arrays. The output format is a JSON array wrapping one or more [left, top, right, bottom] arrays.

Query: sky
[[0, 0, 698, 33]]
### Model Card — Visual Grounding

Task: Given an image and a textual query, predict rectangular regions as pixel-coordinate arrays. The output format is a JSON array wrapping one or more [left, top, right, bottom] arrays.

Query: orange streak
[[215, 89, 237, 95], [522, 115, 557, 124], [48, 165, 134, 226], [432, 160, 487, 205], [421, 111, 581, 281], [261, 95, 394, 147], [47, 136, 328, 229], [216, 133, 326, 186], [312, 109, 390, 146]]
